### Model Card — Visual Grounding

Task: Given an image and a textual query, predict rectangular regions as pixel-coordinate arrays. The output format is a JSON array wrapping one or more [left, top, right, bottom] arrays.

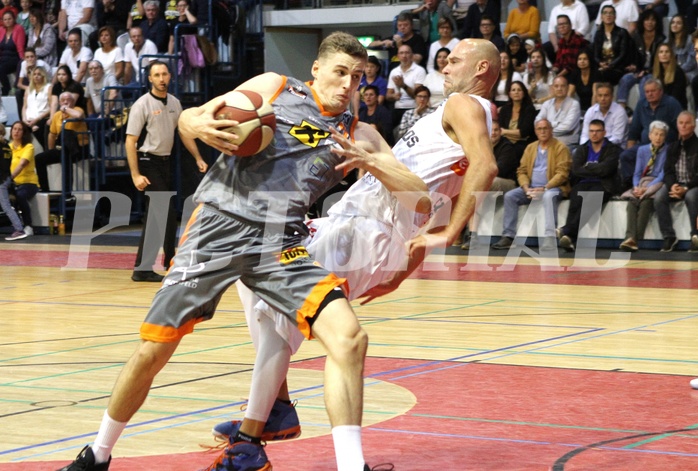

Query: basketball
[[215, 90, 276, 157]]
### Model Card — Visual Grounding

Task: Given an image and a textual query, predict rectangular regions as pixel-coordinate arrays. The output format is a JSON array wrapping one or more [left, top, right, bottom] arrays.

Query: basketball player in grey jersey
[[211, 39, 502, 468], [55, 32, 428, 471]]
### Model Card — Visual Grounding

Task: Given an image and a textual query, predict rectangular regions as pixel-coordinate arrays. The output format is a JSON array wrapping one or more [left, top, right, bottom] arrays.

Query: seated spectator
[[594, 0, 638, 34], [499, 80, 536, 159], [93, 25, 124, 83], [140, 0, 168, 53], [413, 0, 456, 45], [16, 0, 31, 36], [386, 44, 427, 134], [95, 0, 130, 41], [504, 0, 540, 42], [123, 26, 157, 85], [477, 14, 505, 51], [0, 122, 30, 240], [668, 14, 696, 83], [557, 119, 620, 251], [619, 120, 668, 251], [506, 33, 528, 73], [352, 56, 387, 115], [491, 118, 572, 251], [423, 47, 449, 106], [426, 18, 458, 74], [127, 0, 144, 29], [652, 43, 687, 109], [167, 0, 197, 54], [58, 0, 97, 45], [5, 121, 37, 237], [85, 60, 118, 117], [580, 82, 628, 148], [620, 77, 681, 190], [535, 75, 581, 147], [616, 9, 664, 111], [522, 49, 554, 108], [461, 0, 501, 40], [369, 11, 428, 70], [395, 85, 435, 140], [15, 47, 48, 113], [593, 5, 632, 86], [544, 1, 590, 62], [493, 51, 522, 108], [567, 49, 599, 113], [654, 112, 698, 253], [50, 65, 87, 120], [57, 28, 93, 84], [27, 9, 57, 69], [22, 66, 51, 149], [0, 10, 26, 96], [550, 14, 589, 78], [462, 118, 519, 250], [0, 0, 18, 18], [358, 85, 392, 146], [35, 92, 89, 192]]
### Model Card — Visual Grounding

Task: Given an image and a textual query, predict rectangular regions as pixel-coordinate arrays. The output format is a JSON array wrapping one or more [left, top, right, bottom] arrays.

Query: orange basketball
[[215, 90, 276, 157]]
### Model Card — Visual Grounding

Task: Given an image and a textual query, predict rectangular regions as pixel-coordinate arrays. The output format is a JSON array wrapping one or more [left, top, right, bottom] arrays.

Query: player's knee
[[132, 340, 178, 375]]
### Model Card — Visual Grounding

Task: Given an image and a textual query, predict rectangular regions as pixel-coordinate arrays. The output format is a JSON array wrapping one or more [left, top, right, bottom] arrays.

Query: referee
[[126, 60, 207, 282]]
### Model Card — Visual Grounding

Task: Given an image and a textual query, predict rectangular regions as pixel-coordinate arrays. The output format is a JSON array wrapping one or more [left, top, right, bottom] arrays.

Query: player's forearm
[[444, 162, 498, 244], [367, 155, 431, 214]]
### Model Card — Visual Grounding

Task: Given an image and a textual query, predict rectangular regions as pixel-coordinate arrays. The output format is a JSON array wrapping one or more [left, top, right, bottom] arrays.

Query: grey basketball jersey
[[194, 77, 356, 235]]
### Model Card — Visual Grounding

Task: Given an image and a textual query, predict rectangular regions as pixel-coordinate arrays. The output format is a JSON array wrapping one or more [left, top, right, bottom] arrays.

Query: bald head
[[442, 39, 500, 98]]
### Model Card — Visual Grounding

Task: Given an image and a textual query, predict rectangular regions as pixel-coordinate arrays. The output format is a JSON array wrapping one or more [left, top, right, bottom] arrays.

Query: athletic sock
[[332, 425, 364, 471], [92, 410, 127, 464]]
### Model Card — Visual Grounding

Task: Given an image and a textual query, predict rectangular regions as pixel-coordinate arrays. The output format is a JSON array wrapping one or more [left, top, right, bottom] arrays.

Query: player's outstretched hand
[[330, 127, 374, 172], [179, 99, 240, 155]]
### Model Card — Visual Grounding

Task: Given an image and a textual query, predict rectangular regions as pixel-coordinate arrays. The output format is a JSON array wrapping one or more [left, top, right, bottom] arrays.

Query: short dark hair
[[589, 119, 605, 130], [414, 85, 431, 97], [556, 14, 571, 24], [363, 84, 380, 96], [68, 28, 82, 38], [480, 14, 495, 25], [397, 11, 413, 23], [318, 32, 367, 62]]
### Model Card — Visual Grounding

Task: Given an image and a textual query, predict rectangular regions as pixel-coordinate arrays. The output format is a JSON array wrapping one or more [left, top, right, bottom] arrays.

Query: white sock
[[245, 307, 292, 422], [92, 410, 127, 463], [332, 425, 365, 471]]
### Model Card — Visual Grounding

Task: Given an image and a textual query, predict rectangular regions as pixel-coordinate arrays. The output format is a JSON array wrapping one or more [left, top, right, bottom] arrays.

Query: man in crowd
[[580, 82, 628, 148], [535, 76, 581, 147]]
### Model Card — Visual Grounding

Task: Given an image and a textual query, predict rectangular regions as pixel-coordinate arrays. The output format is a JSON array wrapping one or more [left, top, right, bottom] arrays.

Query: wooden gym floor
[[1, 236, 698, 470]]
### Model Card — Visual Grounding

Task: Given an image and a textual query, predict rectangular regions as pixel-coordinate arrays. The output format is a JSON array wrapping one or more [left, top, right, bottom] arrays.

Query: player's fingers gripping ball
[[215, 90, 276, 156]]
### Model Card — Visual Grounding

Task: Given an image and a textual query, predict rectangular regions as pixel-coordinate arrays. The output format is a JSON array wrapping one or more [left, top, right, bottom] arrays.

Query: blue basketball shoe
[[212, 399, 301, 442], [200, 440, 271, 471]]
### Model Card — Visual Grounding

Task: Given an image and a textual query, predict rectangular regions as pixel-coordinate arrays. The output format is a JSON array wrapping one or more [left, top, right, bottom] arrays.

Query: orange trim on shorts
[[178, 203, 203, 247], [140, 317, 205, 343], [295, 273, 348, 340]]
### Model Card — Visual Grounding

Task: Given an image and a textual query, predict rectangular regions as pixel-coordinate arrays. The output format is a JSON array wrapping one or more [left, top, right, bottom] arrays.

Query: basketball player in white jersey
[[214, 39, 501, 469]]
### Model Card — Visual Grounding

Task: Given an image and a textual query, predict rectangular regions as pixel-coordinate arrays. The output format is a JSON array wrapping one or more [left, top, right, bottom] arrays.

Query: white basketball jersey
[[327, 94, 492, 238]]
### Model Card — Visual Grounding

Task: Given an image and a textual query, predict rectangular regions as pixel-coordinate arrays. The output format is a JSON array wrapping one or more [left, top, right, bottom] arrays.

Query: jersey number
[[402, 129, 419, 148]]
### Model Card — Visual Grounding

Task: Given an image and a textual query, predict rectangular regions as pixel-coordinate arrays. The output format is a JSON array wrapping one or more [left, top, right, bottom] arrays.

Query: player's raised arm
[[332, 123, 431, 214], [178, 72, 284, 155]]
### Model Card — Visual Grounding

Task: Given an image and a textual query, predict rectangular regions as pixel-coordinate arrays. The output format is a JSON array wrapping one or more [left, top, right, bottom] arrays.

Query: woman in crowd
[[426, 18, 458, 73], [493, 50, 522, 109], [423, 47, 449, 107], [616, 9, 664, 110], [593, 4, 632, 86], [22, 66, 50, 149], [0, 11, 26, 96], [619, 121, 668, 252], [498, 80, 536, 159], [522, 48, 553, 109], [568, 49, 600, 113], [652, 43, 687, 109], [26, 9, 56, 69], [49, 65, 86, 119], [506, 33, 528, 73], [0, 122, 29, 240], [93, 26, 124, 82], [5, 121, 37, 237], [167, 0, 198, 54], [667, 14, 696, 82]]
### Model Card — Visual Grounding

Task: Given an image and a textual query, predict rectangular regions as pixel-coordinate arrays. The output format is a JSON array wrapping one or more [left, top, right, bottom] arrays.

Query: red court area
[[4, 358, 698, 470]]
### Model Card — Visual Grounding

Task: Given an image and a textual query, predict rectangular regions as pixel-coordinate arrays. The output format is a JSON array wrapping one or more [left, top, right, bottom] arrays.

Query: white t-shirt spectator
[[86, 72, 119, 115], [124, 39, 157, 82], [548, 0, 590, 39], [93, 47, 124, 80], [387, 63, 427, 110], [62, 0, 97, 30], [19, 59, 50, 81], [59, 46, 93, 83], [426, 38, 459, 74], [594, 0, 639, 31]]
